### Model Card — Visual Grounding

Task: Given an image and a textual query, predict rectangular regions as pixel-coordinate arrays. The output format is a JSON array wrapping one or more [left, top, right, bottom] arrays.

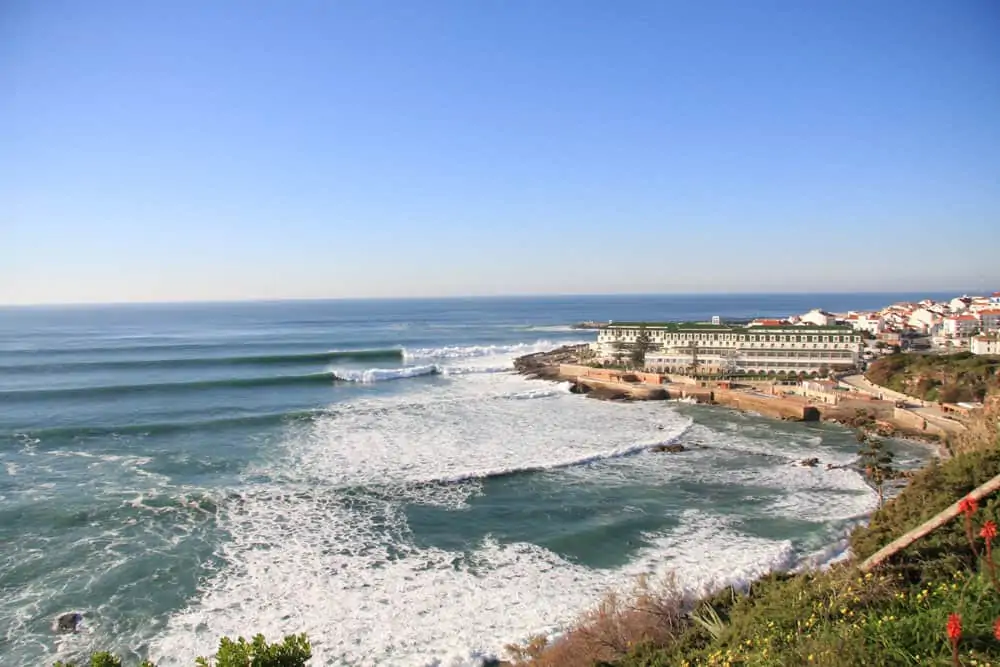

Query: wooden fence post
[[860, 473, 1000, 572]]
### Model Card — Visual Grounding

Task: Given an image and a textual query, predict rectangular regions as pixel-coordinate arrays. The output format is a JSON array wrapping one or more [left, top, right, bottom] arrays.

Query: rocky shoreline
[[514, 346, 950, 458]]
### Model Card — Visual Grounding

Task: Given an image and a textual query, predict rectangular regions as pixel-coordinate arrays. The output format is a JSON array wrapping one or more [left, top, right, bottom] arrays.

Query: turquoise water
[[0, 295, 939, 666]]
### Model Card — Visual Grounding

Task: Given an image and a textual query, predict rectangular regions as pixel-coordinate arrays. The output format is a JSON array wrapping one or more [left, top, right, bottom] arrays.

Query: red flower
[[959, 496, 979, 517], [982, 521, 998, 541], [947, 613, 962, 642], [994, 618, 1000, 642]]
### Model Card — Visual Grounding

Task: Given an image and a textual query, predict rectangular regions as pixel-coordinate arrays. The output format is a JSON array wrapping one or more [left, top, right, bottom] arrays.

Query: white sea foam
[[149, 370, 879, 666], [402, 339, 586, 361], [333, 364, 441, 383]]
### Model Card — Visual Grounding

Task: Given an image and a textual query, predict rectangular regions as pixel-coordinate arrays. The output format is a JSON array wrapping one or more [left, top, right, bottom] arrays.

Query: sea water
[[0, 295, 941, 666]]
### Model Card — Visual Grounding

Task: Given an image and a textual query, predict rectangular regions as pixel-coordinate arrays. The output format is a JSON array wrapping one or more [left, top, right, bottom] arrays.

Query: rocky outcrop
[[652, 443, 688, 453], [514, 345, 588, 379], [585, 385, 631, 401], [54, 612, 82, 633]]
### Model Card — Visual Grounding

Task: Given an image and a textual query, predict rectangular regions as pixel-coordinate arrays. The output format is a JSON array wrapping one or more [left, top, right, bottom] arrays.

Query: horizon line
[[0, 288, 986, 309]]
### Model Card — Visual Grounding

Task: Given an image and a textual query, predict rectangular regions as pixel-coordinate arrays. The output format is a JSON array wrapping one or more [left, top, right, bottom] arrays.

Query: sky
[[1, 0, 999, 304]]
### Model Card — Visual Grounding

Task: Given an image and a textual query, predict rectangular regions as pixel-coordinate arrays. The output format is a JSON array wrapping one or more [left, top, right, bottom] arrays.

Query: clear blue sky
[[2, 0, 998, 304]]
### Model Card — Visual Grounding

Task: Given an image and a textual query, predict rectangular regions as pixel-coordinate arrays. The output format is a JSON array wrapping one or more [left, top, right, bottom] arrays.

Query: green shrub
[[52, 634, 310, 667], [196, 633, 311, 667]]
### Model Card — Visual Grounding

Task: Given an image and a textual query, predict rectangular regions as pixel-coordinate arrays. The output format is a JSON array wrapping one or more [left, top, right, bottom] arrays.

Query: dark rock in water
[[55, 612, 82, 633], [800, 457, 820, 468], [585, 386, 629, 401], [652, 443, 688, 453], [569, 382, 591, 395]]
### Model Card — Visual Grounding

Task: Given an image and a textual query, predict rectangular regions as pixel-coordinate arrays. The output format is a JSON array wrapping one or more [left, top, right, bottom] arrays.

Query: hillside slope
[[865, 352, 1000, 403]]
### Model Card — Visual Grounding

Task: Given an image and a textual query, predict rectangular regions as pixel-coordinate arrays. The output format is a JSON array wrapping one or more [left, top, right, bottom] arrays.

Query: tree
[[630, 325, 652, 370], [686, 341, 700, 377], [857, 432, 895, 508], [612, 338, 626, 367], [818, 363, 830, 378]]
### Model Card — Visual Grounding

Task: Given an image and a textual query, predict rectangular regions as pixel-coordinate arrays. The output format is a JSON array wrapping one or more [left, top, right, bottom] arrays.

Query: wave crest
[[402, 339, 577, 361], [332, 365, 441, 383]]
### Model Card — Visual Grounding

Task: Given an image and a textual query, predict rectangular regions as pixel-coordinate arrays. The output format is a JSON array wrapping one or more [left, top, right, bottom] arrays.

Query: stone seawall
[[515, 351, 950, 436], [553, 363, 819, 421]]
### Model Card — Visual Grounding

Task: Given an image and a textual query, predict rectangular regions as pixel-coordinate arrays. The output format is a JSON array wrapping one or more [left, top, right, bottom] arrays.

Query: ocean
[[0, 293, 944, 666]]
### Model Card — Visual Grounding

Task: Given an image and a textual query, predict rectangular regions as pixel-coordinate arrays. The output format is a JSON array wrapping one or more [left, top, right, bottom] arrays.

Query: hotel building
[[593, 322, 863, 376]]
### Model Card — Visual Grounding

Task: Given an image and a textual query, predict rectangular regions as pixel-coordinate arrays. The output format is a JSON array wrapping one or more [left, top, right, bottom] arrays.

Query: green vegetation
[[857, 432, 895, 508], [630, 325, 652, 369], [507, 398, 1000, 666], [52, 634, 310, 667], [866, 352, 1000, 403]]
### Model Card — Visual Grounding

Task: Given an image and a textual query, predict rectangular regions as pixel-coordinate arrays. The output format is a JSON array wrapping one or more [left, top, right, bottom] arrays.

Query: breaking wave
[[332, 364, 441, 383], [402, 339, 581, 361]]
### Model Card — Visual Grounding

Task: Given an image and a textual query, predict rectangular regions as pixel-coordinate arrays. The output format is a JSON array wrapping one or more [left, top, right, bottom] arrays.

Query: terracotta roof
[[978, 309, 1000, 315]]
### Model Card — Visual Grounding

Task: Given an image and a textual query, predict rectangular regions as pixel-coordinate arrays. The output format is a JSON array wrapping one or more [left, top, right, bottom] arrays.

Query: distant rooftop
[[602, 321, 854, 333]]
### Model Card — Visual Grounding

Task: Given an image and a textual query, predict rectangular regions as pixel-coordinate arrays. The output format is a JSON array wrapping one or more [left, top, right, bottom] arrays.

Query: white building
[[799, 309, 836, 327], [594, 322, 862, 376], [976, 309, 1000, 332], [858, 314, 885, 335], [971, 335, 1000, 356], [908, 308, 942, 334], [950, 297, 972, 313], [943, 315, 980, 337]]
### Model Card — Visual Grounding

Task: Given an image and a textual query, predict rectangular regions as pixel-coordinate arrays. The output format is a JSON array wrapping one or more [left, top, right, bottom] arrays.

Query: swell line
[[0, 348, 403, 373], [6, 409, 322, 441], [0, 373, 340, 402]]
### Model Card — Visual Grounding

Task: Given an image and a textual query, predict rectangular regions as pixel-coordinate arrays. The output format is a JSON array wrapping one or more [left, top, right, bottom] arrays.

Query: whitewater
[[0, 296, 935, 666]]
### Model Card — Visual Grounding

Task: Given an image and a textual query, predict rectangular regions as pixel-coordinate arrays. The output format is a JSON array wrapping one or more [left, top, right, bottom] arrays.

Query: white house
[[943, 315, 980, 337], [971, 335, 1000, 356], [950, 296, 972, 313], [844, 312, 885, 335], [799, 309, 836, 327], [992, 292, 1000, 306], [908, 308, 941, 334]]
